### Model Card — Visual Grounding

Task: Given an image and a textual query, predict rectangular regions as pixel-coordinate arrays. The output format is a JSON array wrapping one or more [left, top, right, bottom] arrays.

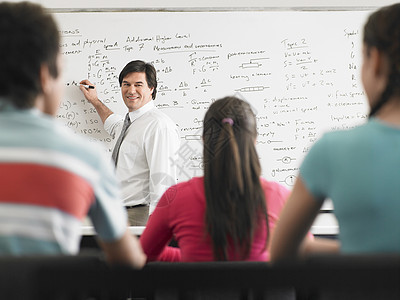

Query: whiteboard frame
[[10, 0, 399, 11]]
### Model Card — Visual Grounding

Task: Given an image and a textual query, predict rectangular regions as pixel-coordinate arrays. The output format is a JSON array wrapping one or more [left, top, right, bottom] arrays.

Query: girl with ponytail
[[141, 96, 300, 262], [203, 97, 268, 261]]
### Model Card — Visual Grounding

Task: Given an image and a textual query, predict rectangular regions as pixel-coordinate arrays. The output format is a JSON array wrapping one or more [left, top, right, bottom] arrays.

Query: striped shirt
[[0, 102, 127, 255]]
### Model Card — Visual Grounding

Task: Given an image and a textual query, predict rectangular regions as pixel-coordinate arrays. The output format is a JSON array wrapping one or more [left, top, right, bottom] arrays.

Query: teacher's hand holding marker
[[79, 79, 113, 123], [79, 80, 96, 95]]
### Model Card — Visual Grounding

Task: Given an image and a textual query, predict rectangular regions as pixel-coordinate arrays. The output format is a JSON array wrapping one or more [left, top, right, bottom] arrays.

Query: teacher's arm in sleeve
[[79, 79, 114, 124]]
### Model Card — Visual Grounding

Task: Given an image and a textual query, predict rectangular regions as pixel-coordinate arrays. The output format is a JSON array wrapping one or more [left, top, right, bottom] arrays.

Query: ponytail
[[364, 4, 400, 117], [203, 97, 268, 260], [369, 71, 400, 118]]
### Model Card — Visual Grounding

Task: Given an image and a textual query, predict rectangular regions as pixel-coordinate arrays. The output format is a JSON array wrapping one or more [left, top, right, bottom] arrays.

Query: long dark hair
[[364, 4, 400, 117], [203, 96, 268, 260]]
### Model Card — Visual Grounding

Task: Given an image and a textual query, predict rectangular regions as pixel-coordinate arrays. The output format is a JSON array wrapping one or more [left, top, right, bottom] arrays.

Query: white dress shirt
[[104, 101, 180, 214]]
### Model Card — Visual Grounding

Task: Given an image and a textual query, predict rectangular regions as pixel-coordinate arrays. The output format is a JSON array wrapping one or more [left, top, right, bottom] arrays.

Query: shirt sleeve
[[145, 125, 180, 214], [300, 134, 330, 202], [103, 113, 124, 139], [140, 186, 179, 261]]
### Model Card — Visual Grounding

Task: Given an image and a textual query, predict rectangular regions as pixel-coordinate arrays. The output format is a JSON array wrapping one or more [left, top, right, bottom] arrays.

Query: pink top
[[140, 177, 292, 262]]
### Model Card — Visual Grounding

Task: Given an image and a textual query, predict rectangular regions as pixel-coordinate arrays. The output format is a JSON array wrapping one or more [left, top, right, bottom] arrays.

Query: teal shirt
[[301, 119, 400, 253]]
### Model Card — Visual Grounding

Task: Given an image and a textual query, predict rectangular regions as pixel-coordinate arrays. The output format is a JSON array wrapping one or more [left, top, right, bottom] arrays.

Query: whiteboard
[[55, 10, 371, 188]]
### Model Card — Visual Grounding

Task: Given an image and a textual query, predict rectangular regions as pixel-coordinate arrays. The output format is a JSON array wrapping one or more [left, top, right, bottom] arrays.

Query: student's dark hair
[[118, 60, 157, 100], [0, 2, 60, 109], [203, 96, 268, 261], [364, 3, 400, 117]]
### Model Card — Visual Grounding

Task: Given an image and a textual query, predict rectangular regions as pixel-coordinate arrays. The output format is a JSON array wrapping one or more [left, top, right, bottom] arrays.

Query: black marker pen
[[80, 84, 95, 89]]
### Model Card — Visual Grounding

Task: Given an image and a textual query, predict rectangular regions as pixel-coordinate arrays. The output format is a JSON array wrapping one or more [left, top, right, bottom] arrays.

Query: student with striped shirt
[[0, 1, 145, 268]]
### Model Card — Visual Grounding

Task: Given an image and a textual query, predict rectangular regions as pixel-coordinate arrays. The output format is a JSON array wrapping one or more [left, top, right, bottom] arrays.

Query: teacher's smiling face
[[121, 72, 154, 112]]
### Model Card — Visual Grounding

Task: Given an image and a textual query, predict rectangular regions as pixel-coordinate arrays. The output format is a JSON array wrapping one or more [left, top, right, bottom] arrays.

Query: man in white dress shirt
[[80, 60, 180, 226]]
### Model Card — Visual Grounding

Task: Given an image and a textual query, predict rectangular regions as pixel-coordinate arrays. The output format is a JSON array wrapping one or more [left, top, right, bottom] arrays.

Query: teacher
[[80, 60, 180, 226]]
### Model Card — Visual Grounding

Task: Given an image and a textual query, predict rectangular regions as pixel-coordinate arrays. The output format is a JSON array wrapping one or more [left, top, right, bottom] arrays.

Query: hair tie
[[222, 118, 234, 126]]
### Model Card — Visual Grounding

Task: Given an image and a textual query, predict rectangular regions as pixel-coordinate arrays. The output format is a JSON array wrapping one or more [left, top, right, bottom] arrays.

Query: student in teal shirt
[[271, 3, 400, 259]]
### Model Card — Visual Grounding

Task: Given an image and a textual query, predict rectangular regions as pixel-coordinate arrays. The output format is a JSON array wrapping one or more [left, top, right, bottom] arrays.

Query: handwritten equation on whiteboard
[[55, 11, 370, 186]]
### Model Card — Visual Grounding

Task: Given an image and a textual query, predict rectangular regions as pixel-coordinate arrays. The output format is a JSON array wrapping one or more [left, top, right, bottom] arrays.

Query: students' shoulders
[[26, 110, 105, 159], [312, 121, 378, 151], [13, 108, 115, 185], [302, 121, 381, 175], [54, 119, 110, 166], [260, 178, 290, 198], [178, 176, 204, 195], [260, 178, 290, 211], [33, 114, 116, 188], [155, 177, 204, 216]]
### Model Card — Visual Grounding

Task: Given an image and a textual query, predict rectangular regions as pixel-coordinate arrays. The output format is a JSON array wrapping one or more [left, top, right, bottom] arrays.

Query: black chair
[[0, 252, 137, 300], [0, 253, 399, 300]]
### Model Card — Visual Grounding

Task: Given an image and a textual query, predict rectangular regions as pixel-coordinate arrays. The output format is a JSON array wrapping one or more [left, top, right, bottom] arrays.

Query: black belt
[[125, 204, 148, 209]]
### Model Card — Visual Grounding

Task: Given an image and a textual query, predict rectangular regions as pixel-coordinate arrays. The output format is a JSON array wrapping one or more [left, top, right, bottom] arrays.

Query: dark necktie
[[111, 113, 131, 165]]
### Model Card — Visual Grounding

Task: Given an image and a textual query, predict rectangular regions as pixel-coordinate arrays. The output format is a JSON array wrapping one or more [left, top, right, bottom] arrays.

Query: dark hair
[[0, 2, 60, 109], [203, 96, 268, 260], [364, 4, 400, 117], [118, 60, 157, 100]]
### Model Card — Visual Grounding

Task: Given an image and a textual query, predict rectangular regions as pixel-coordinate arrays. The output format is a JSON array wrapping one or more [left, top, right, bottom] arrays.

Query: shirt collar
[[128, 101, 154, 122], [0, 98, 16, 112], [0, 98, 41, 116]]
